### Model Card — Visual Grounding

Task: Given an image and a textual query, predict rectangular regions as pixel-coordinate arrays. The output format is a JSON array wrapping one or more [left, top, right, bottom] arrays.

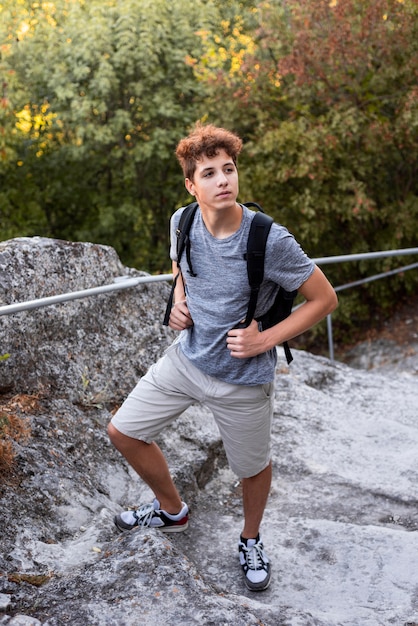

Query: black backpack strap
[[243, 207, 295, 365], [164, 200, 295, 364], [283, 342, 293, 365], [257, 285, 297, 364], [162, 273, 179, 326], [175, 202, 199, 277], [163, 202, 198, 326], [242, 211, 273, 327], [243, 201, 265, 213]]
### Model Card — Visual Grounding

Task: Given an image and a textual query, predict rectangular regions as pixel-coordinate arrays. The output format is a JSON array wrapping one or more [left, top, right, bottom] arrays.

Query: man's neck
[[200, 202, 242, 239]]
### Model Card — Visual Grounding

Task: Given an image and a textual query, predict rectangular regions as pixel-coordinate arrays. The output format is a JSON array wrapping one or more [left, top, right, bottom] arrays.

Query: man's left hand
[[226, 320, 267, 358]]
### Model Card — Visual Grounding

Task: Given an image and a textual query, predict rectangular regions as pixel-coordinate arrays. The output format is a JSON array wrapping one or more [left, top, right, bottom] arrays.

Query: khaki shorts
[[111, 341, 274, 478]]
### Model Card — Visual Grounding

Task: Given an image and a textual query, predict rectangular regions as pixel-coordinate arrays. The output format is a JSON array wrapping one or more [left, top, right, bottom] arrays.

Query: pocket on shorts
[[261, 382, 274, 398], [163, 338, 181, 357]]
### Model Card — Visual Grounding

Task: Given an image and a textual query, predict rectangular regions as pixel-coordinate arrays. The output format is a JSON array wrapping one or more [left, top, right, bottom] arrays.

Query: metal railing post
[[327, 314, 334, 363]]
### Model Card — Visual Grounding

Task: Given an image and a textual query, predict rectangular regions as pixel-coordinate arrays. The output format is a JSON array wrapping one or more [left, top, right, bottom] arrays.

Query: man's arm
[[226, 266, 338, 359], [167, 261, 194, 331]]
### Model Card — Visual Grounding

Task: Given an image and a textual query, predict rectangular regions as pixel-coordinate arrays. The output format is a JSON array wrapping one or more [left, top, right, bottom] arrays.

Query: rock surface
[[0, 237, 173, 400], [1, 237, 417, 626]]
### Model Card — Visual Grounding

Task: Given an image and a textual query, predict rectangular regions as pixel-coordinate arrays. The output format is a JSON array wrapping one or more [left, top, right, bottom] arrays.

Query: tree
[[192, 0, 418, 341], [0, 0, 214, 271]]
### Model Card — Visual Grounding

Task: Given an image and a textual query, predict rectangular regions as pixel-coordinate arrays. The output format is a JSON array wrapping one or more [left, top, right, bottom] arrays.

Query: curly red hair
[[175, 123, 243, 180]]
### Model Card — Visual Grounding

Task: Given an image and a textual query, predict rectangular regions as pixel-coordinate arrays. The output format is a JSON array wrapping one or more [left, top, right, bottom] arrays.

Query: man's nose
[[217, 171, 228, 185]]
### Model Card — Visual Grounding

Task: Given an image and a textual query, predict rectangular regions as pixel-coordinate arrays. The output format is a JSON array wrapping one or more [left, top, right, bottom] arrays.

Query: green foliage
[[0, 0, 417, 346], [193, 0, 418, 345], [0, 0, 213, 271]]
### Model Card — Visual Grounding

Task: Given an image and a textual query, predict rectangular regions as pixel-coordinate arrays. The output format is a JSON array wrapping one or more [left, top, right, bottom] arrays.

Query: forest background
[[1, 0, 417, 349]]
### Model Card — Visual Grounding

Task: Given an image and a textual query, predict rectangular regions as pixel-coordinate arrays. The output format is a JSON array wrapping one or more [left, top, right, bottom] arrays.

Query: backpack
[[163, 202, 297, 364]]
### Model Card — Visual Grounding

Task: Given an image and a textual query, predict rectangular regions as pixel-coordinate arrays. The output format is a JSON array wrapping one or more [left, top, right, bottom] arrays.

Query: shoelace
[[244, 542, 267, 571], [133, 502, 157, 528]]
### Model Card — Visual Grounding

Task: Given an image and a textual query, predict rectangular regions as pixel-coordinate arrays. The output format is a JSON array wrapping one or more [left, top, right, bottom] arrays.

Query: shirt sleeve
[[264, 223, 315, 292], [169, 207, 186, 262]]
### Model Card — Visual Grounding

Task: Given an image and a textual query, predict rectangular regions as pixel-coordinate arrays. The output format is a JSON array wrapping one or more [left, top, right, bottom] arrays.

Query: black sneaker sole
[[114, 515, 188, 533], [244, 573, 271, 591], [159, 520, 189, 533]]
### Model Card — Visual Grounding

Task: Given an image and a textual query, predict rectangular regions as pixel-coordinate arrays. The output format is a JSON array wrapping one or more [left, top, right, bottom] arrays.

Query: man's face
[[185, 149, 239, 212]]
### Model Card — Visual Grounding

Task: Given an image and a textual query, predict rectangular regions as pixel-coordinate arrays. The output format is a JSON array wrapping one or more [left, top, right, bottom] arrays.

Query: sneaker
[[114, 498, 189, 533], [238, 535, 271, 591]]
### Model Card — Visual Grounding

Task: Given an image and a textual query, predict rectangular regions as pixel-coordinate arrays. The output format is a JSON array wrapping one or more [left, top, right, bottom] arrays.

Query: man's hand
[[227, 320, 267, 359], [227, 266, 338, 359], [169, 299, 194, 331]]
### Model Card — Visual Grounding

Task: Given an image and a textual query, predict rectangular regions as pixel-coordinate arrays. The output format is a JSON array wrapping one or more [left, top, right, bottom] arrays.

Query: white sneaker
[[114, 498, 189, 533], [238, 535, 271, 591]]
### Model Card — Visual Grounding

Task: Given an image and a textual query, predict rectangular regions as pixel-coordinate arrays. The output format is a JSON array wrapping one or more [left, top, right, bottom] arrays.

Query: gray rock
[[0, 594, 11, 610], [1, 237, 417, 626], [0, 237, 174, 401], [344, 336, 418, 377], [3, 618, 42, 626]]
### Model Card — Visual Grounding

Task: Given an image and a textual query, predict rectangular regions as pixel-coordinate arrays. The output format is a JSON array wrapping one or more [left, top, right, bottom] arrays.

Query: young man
[[108, 124, 337, 591]]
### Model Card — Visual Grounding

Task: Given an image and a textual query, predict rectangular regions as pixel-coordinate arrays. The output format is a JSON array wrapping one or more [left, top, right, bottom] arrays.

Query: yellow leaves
[[184, 54, 197, 67], [17, 21, 30, 38], [12, 1, 58, 39], [44, 12, 57, 28], [230, 55, 241, 75], [15, 102, 56, 148], [194, 17, 258, 86], [195, 29, 210, 41], [15, 107, 32, 133]]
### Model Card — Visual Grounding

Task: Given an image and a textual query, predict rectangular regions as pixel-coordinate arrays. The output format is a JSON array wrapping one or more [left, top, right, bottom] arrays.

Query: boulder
[[1, 237, 417, 626], [0, 237, 174, 401]]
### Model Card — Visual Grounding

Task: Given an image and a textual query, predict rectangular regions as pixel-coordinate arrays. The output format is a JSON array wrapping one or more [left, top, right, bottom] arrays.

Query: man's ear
[[185, 178, 195, 196]]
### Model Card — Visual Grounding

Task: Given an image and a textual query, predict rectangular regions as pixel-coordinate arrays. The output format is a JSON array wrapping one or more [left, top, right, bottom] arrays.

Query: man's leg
[[241, 461, 272, 539], [108, 423, 183, 515], [237, 461, 272, 591]]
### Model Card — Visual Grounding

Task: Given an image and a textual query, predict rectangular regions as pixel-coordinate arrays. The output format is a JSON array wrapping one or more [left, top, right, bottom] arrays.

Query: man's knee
[[108, 421, 127, 449], [107, 421, 148, 452]]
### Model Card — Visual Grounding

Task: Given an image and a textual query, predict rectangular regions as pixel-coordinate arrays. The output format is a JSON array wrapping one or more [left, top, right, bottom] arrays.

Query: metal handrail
[[1, 247, 417, 318], [1, 247, 417, 362], [0, 273, 172, 316], [326, 259, 418, 362], [314, 247, 418, 265]]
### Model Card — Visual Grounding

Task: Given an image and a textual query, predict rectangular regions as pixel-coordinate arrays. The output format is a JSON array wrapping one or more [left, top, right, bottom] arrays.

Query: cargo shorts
[[111, 341, 274, 478]]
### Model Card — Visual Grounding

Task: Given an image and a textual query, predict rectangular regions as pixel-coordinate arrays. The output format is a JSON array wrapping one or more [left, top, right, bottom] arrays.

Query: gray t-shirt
[[170, 204, 315, 385]]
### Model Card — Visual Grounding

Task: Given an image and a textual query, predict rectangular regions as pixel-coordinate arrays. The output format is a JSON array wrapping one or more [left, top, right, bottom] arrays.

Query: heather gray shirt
[[170, 204, 315, 385]]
